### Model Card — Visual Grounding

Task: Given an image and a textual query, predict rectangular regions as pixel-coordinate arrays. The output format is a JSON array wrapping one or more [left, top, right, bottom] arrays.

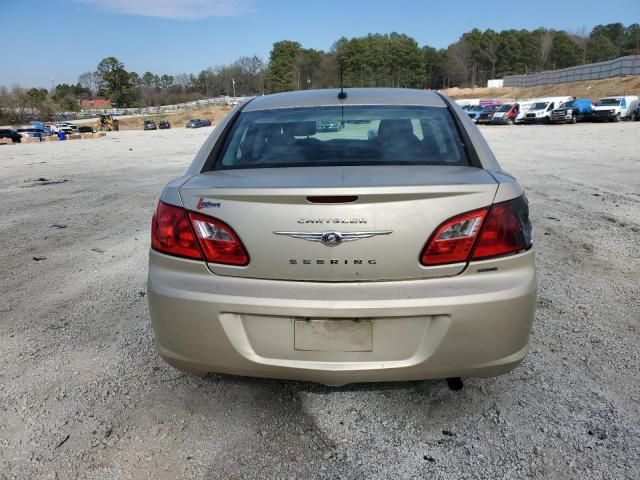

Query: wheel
[[446, 377, 464, 390], [507, 118, 514, 125], [571, 116, 577, 124], [614, 113, 621, 122]]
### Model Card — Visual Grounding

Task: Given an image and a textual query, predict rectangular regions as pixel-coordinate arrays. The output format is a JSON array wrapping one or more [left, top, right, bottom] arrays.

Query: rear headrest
[[378, 119, 414, 141], [284, 121, 317, 137]]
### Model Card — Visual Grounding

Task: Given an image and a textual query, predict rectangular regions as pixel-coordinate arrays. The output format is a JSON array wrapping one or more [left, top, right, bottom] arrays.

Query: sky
[[1, 0, 639, 87]]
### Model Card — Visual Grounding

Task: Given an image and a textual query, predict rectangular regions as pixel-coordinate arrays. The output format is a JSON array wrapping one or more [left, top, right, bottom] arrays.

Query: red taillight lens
[[187, 211, 249, 266], [151, 201, 249, 266], [420, 196, 532, 266], [471, 198, 532, 260], [420, 209, 488, 266], [151, 201, 202, 260]]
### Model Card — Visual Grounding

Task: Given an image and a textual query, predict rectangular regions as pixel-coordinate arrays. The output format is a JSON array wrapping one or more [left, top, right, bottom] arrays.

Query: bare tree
[[539, 31, 555, 70]]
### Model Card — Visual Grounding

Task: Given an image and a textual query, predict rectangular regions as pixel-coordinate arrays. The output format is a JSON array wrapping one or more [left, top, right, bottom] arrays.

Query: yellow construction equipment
[[95, 115, 119, 131]]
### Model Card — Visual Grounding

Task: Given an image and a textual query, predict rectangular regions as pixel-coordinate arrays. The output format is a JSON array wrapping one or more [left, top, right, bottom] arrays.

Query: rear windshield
[[597, 98, 621, 106], [211, 106, 468, 170], [531, 102, 549, 110]]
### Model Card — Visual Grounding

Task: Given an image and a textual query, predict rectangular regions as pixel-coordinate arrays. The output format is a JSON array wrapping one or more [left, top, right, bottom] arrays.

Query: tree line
[[1, 22, 638, 123]]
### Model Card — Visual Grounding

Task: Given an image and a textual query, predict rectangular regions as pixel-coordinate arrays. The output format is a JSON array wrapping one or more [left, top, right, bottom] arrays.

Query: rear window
[[211, 106, 468, 170]]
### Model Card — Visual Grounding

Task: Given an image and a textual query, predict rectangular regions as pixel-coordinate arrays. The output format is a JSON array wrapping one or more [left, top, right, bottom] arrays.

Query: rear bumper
[[523, 117, 546, 124], [550, 114, 574, 123], [592, 112, 617, 121], [147, 250, 536, 385], [491, 117, 511, 125]]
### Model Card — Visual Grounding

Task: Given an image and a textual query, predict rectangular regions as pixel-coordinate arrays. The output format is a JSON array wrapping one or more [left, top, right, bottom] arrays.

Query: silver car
[[148, 88, 536, 388]]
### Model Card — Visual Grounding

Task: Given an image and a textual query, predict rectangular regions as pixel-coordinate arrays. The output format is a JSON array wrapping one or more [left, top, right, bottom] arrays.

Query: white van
[[592, 96, 639, 122], [455, 99, 481, 109], [523, 97, 573, 124], [515, 101, 534, 124]]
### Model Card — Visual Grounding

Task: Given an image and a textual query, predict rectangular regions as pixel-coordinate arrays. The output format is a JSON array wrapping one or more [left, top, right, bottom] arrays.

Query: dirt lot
[[442, 75, 640, 101], [0, 122, 639, 479]]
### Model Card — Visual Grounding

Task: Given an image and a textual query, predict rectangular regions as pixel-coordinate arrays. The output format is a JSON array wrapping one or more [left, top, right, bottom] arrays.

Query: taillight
[[420, 209, 488, 266], [471, 196, 532, 261], [151, 201, 249, 266], [151, 201, 202, 260], [420, 195, 532, 266], [187, 211, 249, 266]]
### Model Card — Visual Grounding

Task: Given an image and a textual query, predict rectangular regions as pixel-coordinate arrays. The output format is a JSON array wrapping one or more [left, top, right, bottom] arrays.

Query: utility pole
[[232, 78, 236, 98]]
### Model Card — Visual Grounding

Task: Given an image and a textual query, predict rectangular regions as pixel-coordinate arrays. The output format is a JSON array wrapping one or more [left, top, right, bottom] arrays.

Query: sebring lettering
[[297, 218, 368, 224], [289, 259, 377, 265]]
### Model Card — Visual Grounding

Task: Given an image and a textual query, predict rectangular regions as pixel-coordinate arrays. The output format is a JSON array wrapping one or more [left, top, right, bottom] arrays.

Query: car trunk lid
[[179, 165, 498, 281]]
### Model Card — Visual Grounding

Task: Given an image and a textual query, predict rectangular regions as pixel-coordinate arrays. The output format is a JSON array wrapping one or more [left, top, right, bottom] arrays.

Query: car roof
[[243, 88, 446, 112]]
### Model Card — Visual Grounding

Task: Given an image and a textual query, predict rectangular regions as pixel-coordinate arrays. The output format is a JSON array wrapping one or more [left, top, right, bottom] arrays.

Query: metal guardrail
[[503, 55, 640, 88], [82, 96, 249, 116]]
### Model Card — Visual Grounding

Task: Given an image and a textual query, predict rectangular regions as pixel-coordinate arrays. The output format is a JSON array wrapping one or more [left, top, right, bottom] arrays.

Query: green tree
[[95, 57, 136, 107], [24, 88, 48, 109], [423, 46, 445, 89], [623, 23, 640, 55], [548, 32, 583, 69], [266, 41, 301, 92], [129, 72, 141, 86], [591, 23, 625, 54], [142, 71, 156, 88], [587, 34, 618, 62], [159, 74, 174, 89]]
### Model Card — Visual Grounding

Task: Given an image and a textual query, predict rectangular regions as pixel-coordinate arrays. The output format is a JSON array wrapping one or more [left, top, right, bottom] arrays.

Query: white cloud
[[76, 0, 251, 19]]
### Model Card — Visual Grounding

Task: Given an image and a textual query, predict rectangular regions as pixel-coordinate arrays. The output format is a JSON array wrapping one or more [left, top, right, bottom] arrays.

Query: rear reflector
[[420, 209, 489, 266], [151, 201, 249, 266], [421, 195, 532, 266], [471, 197, 532, 261], [187, 211, 249, 266]]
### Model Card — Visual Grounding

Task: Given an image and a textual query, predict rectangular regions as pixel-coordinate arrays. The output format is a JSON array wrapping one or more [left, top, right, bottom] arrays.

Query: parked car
[[77, 126, 94, 134], [147, 88, 536, 388], [592, 95, 639, 122], [491, 103, 520, 125], [51, 123, 78, 134], [16, 127, 49, 139], [159, 120, 171, 129], [466, 105, 485, 123], [29, 121, 52, 136], [144, 120, 157, 130], [455, 99, 481, 109], [186, 119, 212, 128], [475, 105, 501, 125], [634, 103, 640, 121], [0, 128, 22, 143], [317, 120, 342, 132], [550, 98, 593, 124]]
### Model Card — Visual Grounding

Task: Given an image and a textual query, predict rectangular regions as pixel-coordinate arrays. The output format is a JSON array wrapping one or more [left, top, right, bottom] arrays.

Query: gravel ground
[[0, 122, 639, 480]]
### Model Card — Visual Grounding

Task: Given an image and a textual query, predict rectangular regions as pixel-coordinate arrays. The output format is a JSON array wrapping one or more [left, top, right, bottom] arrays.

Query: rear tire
[[446, 377, 464, 391]]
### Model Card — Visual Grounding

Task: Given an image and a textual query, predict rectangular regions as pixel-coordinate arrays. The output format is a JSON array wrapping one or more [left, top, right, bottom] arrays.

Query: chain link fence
[[503, 55, 640, 88]]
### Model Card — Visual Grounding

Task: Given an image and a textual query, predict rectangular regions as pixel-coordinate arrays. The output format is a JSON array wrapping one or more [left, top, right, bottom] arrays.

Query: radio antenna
[[338, 61, 347, 99]]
